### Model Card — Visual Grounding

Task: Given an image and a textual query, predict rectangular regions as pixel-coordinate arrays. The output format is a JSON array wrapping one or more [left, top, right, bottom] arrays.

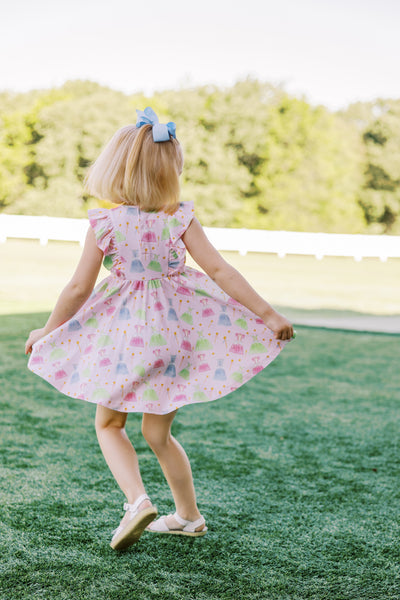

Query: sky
[[1, 0, 399, 110]]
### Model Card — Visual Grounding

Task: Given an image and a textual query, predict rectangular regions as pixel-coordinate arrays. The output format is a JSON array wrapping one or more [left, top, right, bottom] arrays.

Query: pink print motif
[[130, 324, 145, 347], [228, 297, 242, 307], [31, 355, 43, 365], [124, 391, 136, 402], [55, 369, 68, 380], [173, 393, 187, 403], [176, 285, 191, 296], [200, 298, 214, 318], [180, 328, 192, 351], [142, 230, 156, 243], [151, 291, 164, 311], [152, 349, 165, 368], [252, 356, 263, 375], [229, 332, 245, 355], [99, 357, 112, 367], [104, 298, 116, 315]]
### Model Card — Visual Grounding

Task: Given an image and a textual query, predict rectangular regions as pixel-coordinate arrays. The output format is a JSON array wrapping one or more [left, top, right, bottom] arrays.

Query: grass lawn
[[1, 314, 399, 599], [1, 239, 400, 316]]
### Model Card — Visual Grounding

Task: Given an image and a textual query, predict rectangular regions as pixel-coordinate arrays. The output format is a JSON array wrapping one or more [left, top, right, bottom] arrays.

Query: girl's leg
[[141, 409, 205, 532], [95, 405, 153, 527]]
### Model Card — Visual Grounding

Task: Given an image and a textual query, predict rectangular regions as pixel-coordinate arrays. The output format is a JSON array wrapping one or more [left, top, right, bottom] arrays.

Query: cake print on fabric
[[27, 201, 290, 415]]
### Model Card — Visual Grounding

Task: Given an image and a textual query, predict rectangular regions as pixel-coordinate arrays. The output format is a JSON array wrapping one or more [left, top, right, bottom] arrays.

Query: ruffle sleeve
[[168, 201, 195, 243], [87, 208, 113, 254]]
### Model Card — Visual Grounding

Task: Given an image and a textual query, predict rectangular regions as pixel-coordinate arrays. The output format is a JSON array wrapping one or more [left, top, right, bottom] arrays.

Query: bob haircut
[[83, 124, 184, 214]]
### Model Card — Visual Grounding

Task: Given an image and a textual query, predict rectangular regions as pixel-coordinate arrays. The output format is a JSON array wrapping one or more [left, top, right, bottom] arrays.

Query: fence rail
[[0, 214, 399, 261]]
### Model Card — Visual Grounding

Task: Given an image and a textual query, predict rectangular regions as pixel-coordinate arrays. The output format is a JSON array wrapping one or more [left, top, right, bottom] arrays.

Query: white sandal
[[110, 493, 158, 550], [146, 511, 208, 537]]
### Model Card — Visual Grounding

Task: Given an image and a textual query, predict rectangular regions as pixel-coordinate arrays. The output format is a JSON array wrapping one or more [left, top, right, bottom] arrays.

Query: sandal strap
[[173, 511, 205, 532], [124, 493, 150, 513]]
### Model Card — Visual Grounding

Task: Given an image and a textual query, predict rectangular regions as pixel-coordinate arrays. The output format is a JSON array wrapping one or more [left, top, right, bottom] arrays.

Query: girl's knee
[[95, 404, 127, 432], [141, 410, 177, 448]]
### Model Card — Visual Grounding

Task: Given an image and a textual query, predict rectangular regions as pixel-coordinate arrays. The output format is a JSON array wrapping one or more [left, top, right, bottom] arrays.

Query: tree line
[[0, 78, 399, 233]]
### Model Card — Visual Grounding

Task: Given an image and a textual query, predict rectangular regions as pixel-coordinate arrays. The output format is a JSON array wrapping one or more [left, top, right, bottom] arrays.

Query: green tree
[[242, 96, 364, 232], [344, 99, 400, 233]]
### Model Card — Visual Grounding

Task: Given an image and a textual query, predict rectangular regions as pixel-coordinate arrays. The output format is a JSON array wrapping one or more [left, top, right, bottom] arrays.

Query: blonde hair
[[83, 124, 184, 214]]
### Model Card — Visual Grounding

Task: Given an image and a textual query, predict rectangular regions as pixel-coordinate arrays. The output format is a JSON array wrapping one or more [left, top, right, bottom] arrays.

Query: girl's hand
[[25, 328, 47, 355], [263, 310, 294, 341]]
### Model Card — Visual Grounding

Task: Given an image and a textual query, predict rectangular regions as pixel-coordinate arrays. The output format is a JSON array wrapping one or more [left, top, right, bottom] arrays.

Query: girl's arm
[[182, 218, 294, 341], [25, 227, 104, 354]]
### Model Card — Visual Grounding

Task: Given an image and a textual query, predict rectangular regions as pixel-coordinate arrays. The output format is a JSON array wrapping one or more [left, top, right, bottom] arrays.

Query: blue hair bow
[[135, 107, 176, 142]]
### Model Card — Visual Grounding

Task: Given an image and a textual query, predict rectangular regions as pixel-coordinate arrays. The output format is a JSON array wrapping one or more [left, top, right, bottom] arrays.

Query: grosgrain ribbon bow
[[135, 107, 176, 142]]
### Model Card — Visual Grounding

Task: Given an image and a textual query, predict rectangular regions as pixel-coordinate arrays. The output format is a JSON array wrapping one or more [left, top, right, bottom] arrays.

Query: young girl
[[25, 107, 294, 551]]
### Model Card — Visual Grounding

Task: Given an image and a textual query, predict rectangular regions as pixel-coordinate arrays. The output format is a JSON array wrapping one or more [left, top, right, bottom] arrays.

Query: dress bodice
[[88, 202, 195, 282]]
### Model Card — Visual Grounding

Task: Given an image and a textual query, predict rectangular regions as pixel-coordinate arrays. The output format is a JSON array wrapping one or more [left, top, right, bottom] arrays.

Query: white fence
[[0, 213, 399, 261]]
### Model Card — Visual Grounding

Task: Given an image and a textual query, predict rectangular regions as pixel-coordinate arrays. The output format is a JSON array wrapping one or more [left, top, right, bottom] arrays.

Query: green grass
[[1, 313, 400, 599], [1, 239, 400, 315]]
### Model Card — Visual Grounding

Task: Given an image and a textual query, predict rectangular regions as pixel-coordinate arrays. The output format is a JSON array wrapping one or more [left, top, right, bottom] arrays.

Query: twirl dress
[[28, 201, 289, 415]]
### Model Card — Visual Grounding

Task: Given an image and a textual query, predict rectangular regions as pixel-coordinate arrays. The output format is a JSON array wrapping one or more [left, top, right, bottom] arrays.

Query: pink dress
[[28, 201, 289, 415]]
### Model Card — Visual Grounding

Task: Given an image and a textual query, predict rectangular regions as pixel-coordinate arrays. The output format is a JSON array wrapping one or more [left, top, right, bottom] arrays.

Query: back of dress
[[88, 202, 194, 283], [28, 200, 288, 415]]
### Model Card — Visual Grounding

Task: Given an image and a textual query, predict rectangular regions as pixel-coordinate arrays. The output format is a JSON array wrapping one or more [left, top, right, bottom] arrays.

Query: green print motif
[[178, 365, 191, 380], [143, 387, 158, 402], [150, 332, 167, 347], [98, 282, 108, 293], [85, 315, 98, 328], [249, 336, 267, 354], [114, 230, 125, 242], [96, 335, 113, 348], [148, 255, 162, 272], [195, 333, 212, 351], [195, 288, 211, 298], [169, 217, 181, 227], [134, 308, 146, 320], [181, 309, 193, 325], [234, 318, 248, 330], [91, 388, 109, 401], [50, 348, 67, 359], [194, 389, 208, 402], [104, 286, 120, 298], [147, 279, 162, 290], [103, 255, 113, 270], [232, 371, 243, 383], [95, 227, 105, 240], [161, 225, 170, 240], [133, 363, 146, 377]]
